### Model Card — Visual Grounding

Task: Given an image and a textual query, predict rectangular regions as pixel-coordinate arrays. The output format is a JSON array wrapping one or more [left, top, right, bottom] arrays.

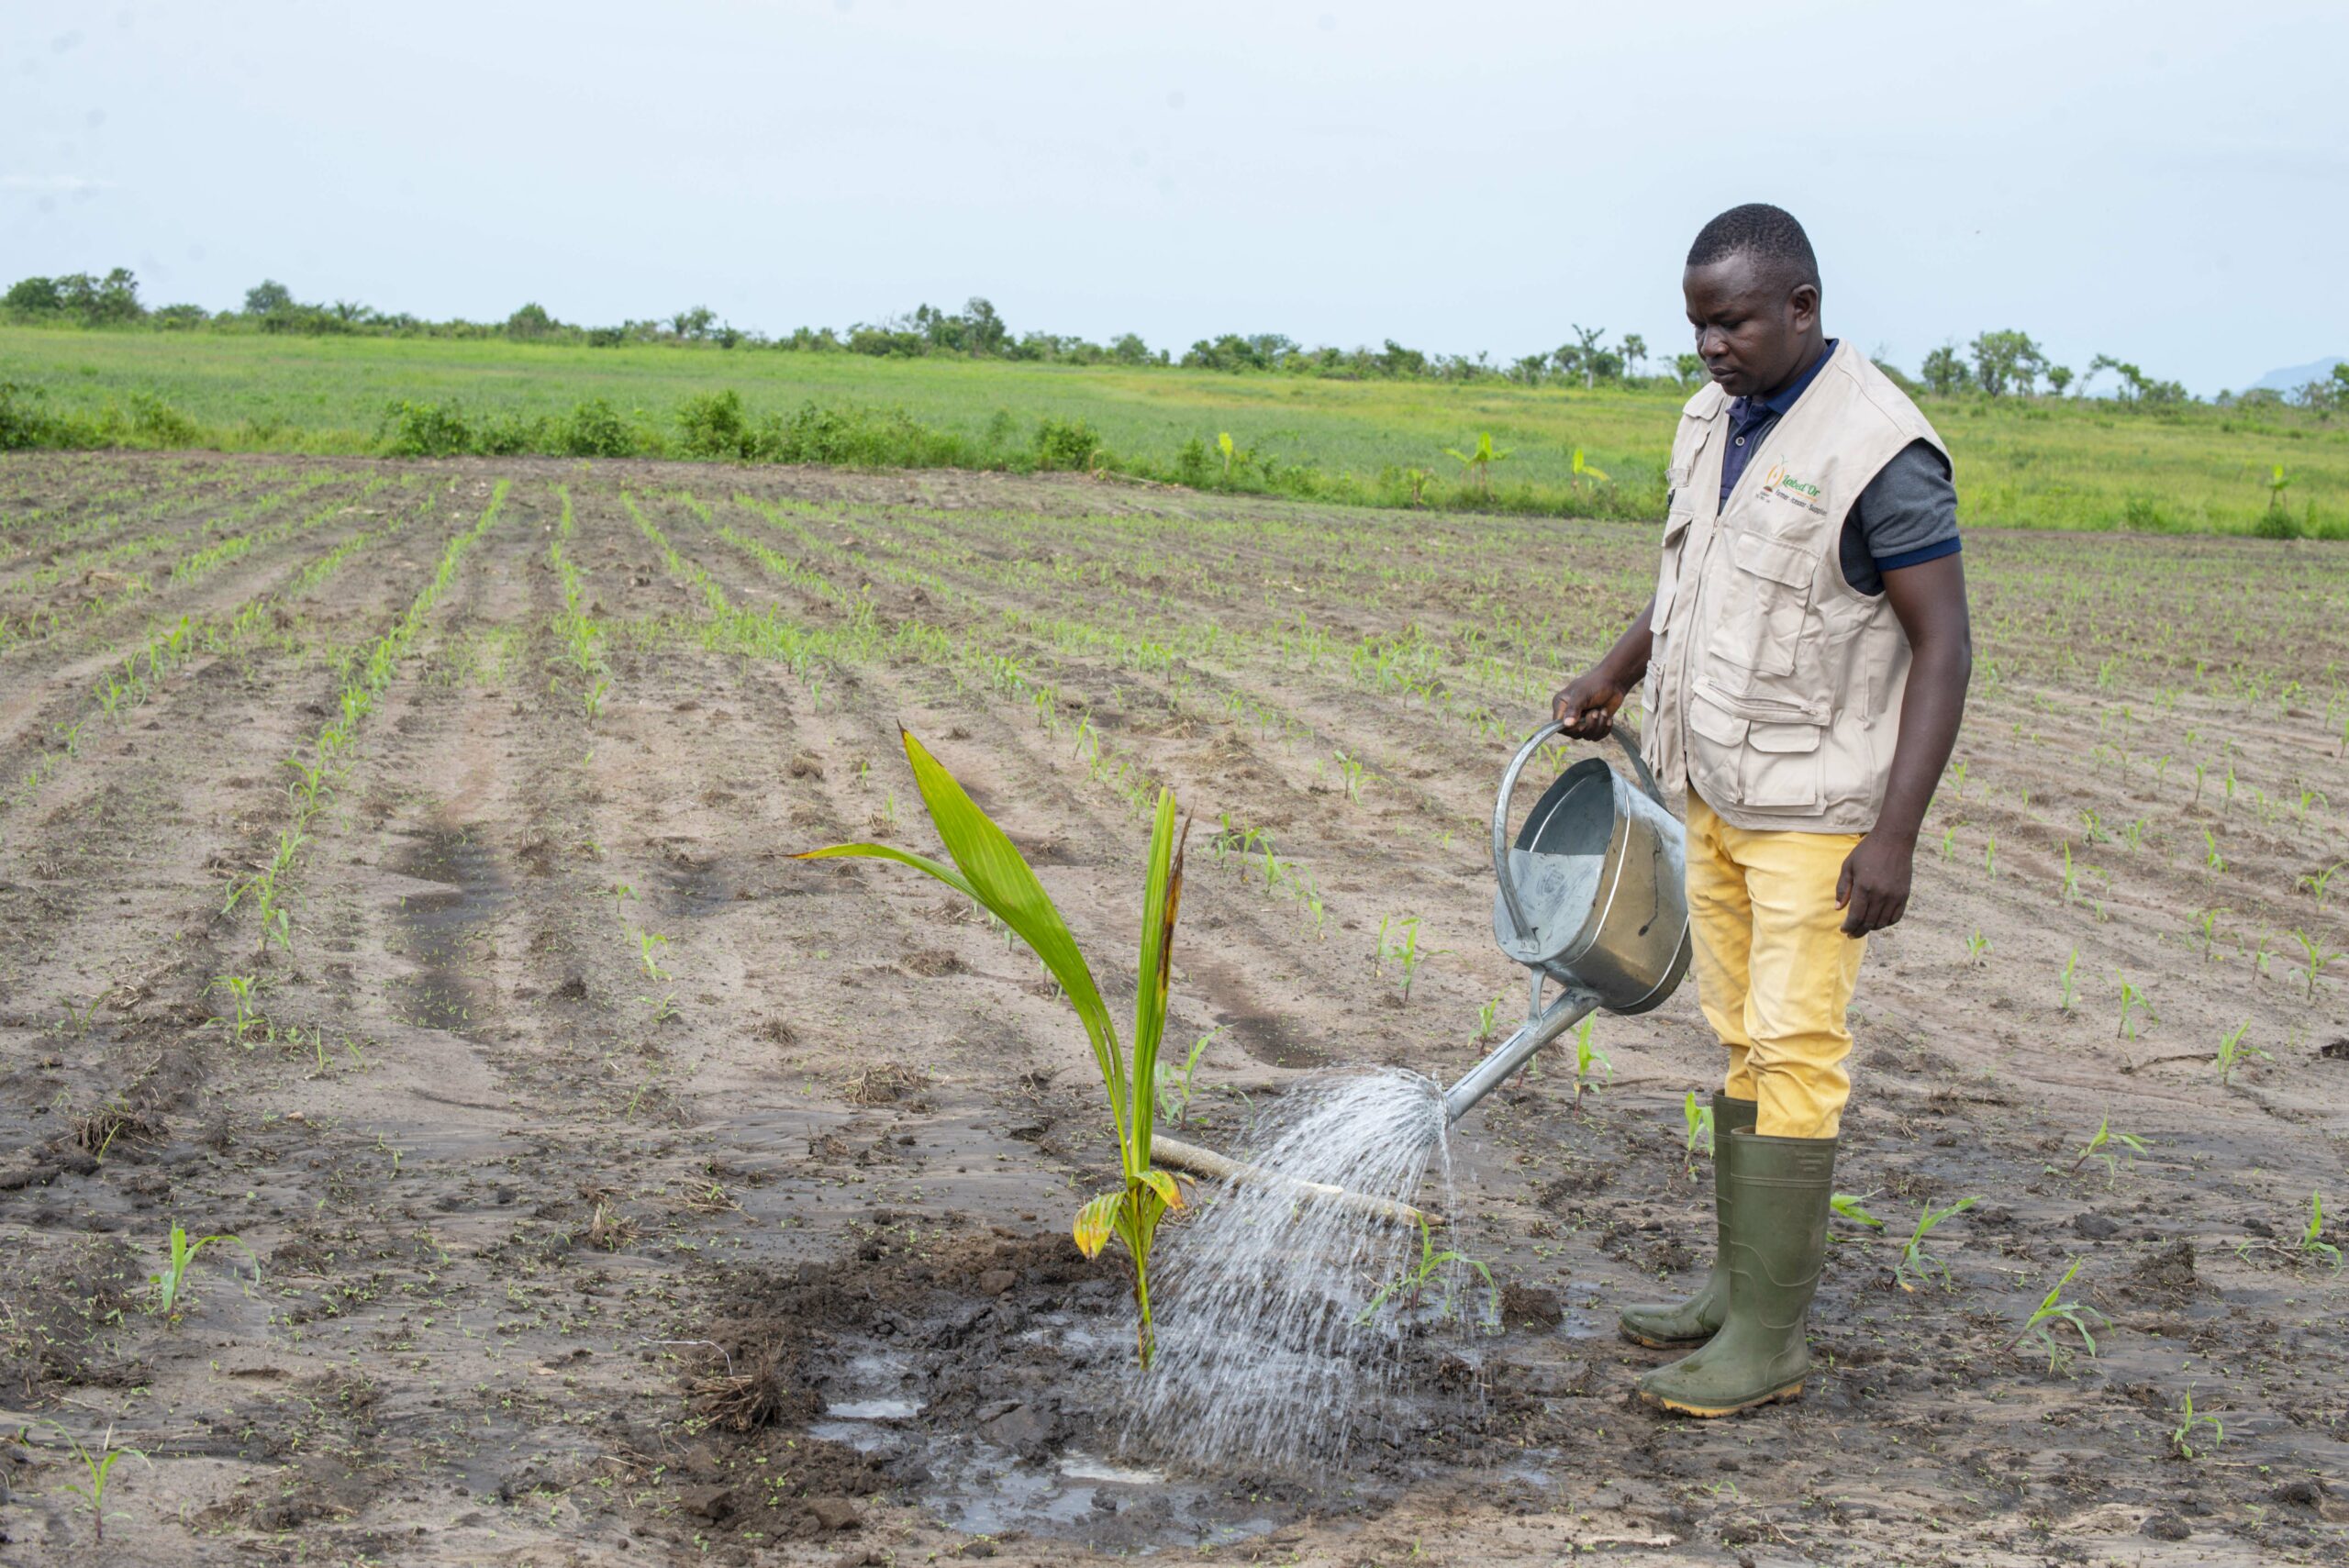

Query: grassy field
[[5, 325, 2347, 536]]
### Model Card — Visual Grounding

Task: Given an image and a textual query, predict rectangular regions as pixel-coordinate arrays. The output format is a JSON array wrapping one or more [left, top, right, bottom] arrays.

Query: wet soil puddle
[[680, 1231, 1524, 1552], [389, 823, 509, 1035]]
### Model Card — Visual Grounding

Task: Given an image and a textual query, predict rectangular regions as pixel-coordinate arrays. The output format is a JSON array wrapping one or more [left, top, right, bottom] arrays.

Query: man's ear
[[1789, 283, 1820, 334]]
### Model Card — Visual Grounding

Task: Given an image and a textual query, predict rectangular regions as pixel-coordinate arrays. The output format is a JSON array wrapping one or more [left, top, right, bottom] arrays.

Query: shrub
[[378, 399, 474, 458], [1173, 436, 1210, 487], [0, 382, 56, 449], [475, 409, 551, 456], [562, 397, 638, 457], [127, 393, 199, 446], [676, 389, 761, 461], [1033, 417, 1101, 473]]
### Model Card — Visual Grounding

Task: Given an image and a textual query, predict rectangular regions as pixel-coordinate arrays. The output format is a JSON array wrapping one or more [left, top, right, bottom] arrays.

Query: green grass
[[5, 326, 2345, 536]]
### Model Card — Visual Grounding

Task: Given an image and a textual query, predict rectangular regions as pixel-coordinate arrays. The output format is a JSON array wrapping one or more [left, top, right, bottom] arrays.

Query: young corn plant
[[1830, 1193, 1886, 1244], [1357, 1213, 1498, 1329], [1570, 1014, 1611, 1106], [209, 974, 261, 1048], [2058, 947, 2079, 1012], [1152, 1027, 1219, 1129], [150, 1222, 250, 1323], [800, 729, 1191, 1366], [2065, 1116, 2147, 1186], [2215, 1020, 2267, 1085], [2115, 975, 2155, 1040], [2299, 1190, 2341, 1270], [2289, 928, 2340, 1000], [2006, 1257, 2106, 1373], [1894, 1195, 1977, 1292], [1374, 915, 1441, 1002], [1681, 1091, 1715, 1176], [48, 1421, 149, 1545], [2170, 1394, 2224, 1460]]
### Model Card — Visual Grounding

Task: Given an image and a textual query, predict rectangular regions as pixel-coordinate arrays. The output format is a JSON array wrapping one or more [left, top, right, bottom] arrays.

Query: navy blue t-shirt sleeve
[[1838, 439, 1960, 595]]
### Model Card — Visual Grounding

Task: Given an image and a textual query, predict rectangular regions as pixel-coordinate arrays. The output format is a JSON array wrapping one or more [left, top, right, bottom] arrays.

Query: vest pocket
[[1704, 528, 1816, 681], [1742, 719, 1824, 811]]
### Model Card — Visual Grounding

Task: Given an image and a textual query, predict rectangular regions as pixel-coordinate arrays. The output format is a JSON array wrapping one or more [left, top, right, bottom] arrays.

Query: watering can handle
[[1490, 720, 1668, 943]]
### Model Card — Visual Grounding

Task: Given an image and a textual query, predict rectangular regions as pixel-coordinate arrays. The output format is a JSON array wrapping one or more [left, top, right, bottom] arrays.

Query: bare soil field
[[0, 451, 2343, 1567]]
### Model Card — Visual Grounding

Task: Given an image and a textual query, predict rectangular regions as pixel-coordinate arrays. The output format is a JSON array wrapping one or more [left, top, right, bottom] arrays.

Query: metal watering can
[[1440, 722, 1692, 1124]]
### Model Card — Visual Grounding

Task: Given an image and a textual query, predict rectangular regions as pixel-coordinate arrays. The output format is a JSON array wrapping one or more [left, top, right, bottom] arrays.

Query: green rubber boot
[[1618, 1094, 1758, 1349], [1636, 1128, 1836, 1417]]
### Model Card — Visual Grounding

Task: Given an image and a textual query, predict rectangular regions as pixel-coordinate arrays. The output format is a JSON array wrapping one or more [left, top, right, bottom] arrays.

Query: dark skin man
[[1550, 251, 1974, 936]]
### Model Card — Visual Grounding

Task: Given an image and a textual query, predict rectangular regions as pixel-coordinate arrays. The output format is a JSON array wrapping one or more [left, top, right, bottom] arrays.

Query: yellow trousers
[[1685, 793, 1866, 1140]]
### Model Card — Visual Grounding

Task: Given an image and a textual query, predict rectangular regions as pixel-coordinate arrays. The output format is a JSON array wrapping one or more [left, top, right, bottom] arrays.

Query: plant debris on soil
[[0, 451, 2342, 1565]]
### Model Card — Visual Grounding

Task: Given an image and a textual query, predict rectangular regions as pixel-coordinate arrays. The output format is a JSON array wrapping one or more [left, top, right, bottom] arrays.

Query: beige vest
[[1642, 340, 1948, 833]]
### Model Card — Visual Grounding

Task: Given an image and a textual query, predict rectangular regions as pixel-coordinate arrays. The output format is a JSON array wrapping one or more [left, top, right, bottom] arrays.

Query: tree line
[[9, 265, 2329, 410]]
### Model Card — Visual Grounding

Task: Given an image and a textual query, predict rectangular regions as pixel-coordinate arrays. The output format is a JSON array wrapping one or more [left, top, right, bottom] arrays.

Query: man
[[1552, 203, 1972, 1418]]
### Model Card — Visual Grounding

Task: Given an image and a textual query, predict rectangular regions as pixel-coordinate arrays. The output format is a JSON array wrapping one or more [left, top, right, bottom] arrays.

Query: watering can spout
[[1441, 981, 1600, 1124]]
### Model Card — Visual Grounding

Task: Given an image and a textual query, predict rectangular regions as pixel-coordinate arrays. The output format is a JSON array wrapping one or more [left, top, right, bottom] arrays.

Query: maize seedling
[[2215, 1021, 2266, 1085], [47, 1421, 149, 1545], [150, 1222, 253, 1322], [2300, 1190, 2341, 1270], [1357, 1213, 1498, 1329], [2065, 1116, 2146, 1186], [2170, 1394, 2224, 1460], [1894, 1195, 1977, 1292], [2006, 1257, 2105, 1373]]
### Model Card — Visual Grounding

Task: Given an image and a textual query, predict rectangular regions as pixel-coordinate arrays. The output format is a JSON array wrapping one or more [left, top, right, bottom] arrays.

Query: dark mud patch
[[668, 1230, 1531, 1553], [388, 823, 508, 1033]]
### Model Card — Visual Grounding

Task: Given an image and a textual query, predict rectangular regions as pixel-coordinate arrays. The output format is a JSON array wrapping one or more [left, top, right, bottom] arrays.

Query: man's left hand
[[1835, 831, 1915, 937]]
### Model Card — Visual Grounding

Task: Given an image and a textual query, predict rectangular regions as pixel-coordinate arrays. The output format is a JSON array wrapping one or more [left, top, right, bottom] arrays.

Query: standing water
[[1126, 1066, 1481, 1471]]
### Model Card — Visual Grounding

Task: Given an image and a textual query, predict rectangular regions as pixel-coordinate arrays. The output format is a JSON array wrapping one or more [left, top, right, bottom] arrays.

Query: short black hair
[[1687, 204, 1820, 292]]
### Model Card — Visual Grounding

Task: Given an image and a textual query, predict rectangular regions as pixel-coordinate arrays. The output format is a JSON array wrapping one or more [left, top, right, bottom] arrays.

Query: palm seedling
[[800, 729, 1191, 1365]]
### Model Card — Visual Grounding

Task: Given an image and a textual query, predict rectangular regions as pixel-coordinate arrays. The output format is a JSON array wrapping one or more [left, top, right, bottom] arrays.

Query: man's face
[[1683, 253, 1820, 399]]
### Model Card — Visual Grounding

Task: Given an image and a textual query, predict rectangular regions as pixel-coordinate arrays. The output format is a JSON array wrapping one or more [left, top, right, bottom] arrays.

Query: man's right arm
[[1551, 598, 1655, 739]]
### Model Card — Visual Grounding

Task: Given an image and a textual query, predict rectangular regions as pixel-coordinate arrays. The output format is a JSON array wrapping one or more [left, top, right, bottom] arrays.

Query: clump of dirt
[[2129, 1239, 2203, 1298], [846, 1061, 929, 1105]]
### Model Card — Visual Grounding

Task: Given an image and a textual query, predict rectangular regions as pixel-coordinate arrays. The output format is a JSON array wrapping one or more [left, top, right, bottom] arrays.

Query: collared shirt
[[1709, 339, 1962, 596]]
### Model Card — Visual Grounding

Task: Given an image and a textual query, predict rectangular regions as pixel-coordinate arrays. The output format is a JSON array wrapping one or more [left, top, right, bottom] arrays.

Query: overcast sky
[[5, 1, 2342, 393]]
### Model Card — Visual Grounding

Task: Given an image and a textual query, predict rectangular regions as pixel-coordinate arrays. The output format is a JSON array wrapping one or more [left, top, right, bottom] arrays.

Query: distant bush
[[127, 392, 199, 446], [1173, 436, 1210, 487], [379, 399, 475, 458], [1032, 417, 1101, 472], [562, 397, 639, 457], [0, 381, 50, 449], [676, 389, 762, 461]]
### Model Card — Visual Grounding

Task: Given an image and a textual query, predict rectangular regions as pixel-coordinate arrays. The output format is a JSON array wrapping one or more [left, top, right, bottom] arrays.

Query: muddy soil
[[0, 451, 2343, 1566]]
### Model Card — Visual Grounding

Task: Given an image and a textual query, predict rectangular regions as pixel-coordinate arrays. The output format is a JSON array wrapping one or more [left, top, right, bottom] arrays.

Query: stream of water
[[1125, 1066, 1473, 1472]]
